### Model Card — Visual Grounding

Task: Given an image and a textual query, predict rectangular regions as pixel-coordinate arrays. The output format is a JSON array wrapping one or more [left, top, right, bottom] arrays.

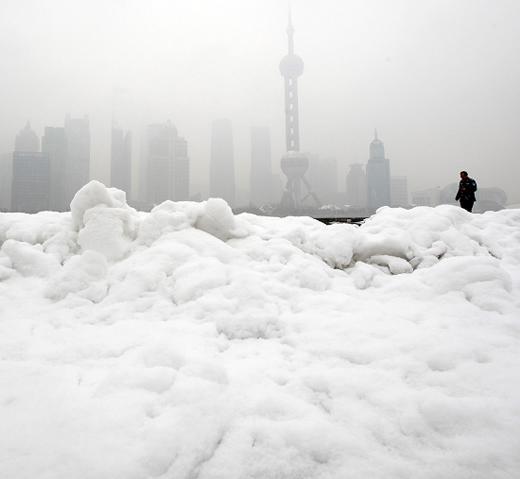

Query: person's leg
[[460, 199, 472, 212]]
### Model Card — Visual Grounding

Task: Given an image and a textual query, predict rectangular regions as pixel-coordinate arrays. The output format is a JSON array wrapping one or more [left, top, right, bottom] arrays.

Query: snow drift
[[1, 181, 519, 479]]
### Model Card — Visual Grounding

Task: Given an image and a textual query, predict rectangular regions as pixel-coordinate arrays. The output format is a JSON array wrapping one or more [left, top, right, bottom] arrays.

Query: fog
[[1, 0, 519, 204]]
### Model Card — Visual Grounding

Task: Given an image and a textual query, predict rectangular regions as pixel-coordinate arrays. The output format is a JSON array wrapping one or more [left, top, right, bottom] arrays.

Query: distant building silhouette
[[411, 187, 441, 206], [391, 176, 409, 207], [308, 156, 338, 205], [111, 126, 132, 198], [42, 126, 67, 211], [346, 163, 367, 209], [210, 119, 235, 206], [11, 123, 50, 213], [173, 136, 189, 201], [15, 122, 39, 152], [146, 121, 189, 205], [250, 126, 272, 207], [64, 115, 90, 205], [0, 153, 11, 211], [366, 130, 391, 211]]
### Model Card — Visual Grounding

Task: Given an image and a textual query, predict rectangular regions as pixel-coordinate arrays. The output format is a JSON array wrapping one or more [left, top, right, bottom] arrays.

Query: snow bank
[[1, 181, 519, 479]]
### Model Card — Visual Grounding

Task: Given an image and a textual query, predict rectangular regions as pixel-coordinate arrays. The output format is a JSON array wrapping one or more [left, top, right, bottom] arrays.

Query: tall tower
[[278, 8, 319, 211], [366, 130, 391, 211]]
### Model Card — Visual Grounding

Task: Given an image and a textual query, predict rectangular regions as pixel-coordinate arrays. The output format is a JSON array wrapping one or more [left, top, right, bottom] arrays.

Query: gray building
[[64, 115, 90, 204], [346, 163, 367, 209], [0, 153, 12, 211], [146, 121, 189, 205], [42, 126, 67, 211], [391, 176, 409, 207], [11, 152, 50, 213], [250, 126, 272, 207], [15, 122, 39, 152], [366, 131, 391, 211], [11, 123, 50, 213], [308, 156, 337, 205], [210, 119, 235, 206], [111, 127, 132, 198]]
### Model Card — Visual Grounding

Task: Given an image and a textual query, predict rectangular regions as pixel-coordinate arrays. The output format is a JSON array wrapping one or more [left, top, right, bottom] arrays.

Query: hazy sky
[[1, 0, 519, 202]]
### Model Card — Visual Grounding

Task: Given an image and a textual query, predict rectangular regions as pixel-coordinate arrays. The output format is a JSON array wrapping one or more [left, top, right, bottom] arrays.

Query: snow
[[1, 181, 520, 479]]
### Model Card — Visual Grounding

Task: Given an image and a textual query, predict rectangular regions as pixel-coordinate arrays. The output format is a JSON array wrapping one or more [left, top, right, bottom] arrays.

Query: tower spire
[[374, 128, 378, 140], [287, 3, 294, 54]]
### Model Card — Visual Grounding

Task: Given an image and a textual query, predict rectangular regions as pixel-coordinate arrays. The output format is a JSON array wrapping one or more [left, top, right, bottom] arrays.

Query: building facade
[[11, 123, 50, 213], [366, 131, 391, 211], [391, 176, 409, 207], [146, 121, 189, 205], [346, 163, 367, 209]]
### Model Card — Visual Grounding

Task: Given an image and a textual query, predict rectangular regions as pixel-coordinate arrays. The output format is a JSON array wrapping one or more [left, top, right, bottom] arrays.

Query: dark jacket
[[455, 177, 477, 202]]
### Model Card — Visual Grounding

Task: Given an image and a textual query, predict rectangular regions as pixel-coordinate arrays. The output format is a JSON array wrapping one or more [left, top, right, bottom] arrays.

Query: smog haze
[[1, 0, 519, 203]]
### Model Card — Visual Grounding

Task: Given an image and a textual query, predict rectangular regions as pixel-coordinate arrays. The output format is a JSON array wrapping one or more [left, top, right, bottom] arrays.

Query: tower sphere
[[279, 54, 304, 78], [281, 152, 309, 179]]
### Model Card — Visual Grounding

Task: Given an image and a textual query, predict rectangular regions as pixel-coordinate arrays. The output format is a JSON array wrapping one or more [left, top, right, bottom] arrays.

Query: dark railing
[[314, 217, 367, 225]]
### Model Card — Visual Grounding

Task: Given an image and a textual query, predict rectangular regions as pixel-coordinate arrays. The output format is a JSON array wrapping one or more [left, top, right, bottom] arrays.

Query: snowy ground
[[1, 181, 519, 479]]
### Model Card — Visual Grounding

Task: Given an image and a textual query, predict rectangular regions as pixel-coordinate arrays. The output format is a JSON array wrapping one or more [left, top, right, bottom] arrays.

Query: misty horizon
[[1, 0, 519, 204]]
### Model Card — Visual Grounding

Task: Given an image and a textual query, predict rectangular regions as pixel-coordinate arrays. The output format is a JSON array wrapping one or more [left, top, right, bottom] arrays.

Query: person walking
[[455, 171, 477, 212]]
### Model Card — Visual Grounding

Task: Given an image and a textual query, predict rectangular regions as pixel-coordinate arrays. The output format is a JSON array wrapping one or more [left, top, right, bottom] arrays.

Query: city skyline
[[1, 1, 519, 205]]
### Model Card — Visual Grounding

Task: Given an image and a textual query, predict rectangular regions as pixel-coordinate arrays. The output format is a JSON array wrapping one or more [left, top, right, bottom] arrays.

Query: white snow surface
[[1, 181, 520, 479]]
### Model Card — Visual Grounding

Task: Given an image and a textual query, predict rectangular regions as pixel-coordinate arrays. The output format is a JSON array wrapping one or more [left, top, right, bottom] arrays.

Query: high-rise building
[[278, 9, 318, 211], [308, 156, 338, 205], [15, 122, 39, 152], [346, 163, 367, 209], [111, 127, 132, 198], [64, 115, 90, 204], [0, 153, 13, 212], [391, 176, 409, 207], [146, 121, 189, 205], [173, 136, 189, 201], [250, 126, 272, 207], [42, 126, 67, 211], [11, 123, 50, 213], [366, 130, 391, 211], [210, 119, 235, 206]]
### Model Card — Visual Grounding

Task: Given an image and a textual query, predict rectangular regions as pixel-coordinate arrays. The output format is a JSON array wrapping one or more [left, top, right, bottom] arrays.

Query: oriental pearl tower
[[279, 8, 320, 211]]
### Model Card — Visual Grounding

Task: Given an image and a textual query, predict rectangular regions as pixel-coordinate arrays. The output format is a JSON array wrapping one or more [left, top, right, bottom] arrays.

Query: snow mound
[[1, 181, 519, 479]]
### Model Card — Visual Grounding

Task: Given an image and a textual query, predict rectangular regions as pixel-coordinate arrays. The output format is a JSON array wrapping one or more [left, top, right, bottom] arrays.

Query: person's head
[[460, 171, 468, 179]]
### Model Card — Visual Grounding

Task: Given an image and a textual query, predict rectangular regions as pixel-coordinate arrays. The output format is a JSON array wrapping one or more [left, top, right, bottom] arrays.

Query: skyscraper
[[64, 115, 90, 204], [366, 130, 391, 211], [42, 126, 67, 211], [308, 156, 338, 205], [111, 127, 132, 198], [278, 9, 318, 211], [210, 118, 235, 206], [146, 121, 189, 205], [346, 163, 367, 209], [173, 136, 189, 201], [250, 126, 272, 207], [11, 123, 50, 213], [15, 122, 39, 152]]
